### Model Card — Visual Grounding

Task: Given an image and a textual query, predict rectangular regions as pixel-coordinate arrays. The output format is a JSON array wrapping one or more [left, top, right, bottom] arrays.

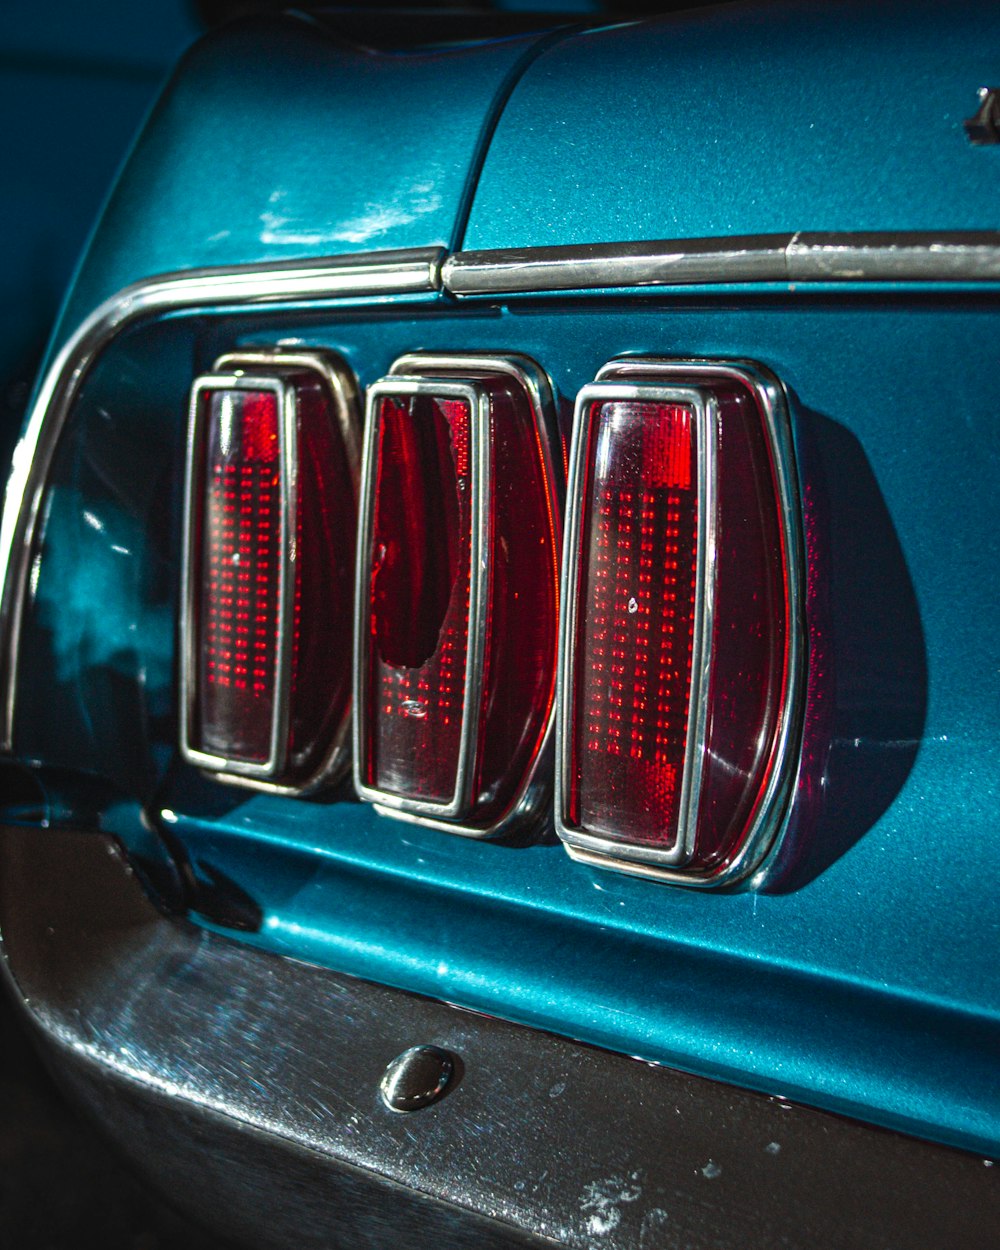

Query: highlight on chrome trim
[[180, 350, 360, 795], [444, 230, 1000, 295], [555, 359, 806, 889], [353, 353, 562, 839]]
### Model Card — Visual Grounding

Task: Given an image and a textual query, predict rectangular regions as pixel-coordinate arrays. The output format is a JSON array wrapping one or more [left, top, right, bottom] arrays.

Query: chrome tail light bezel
[[353, 352, 563, 840], [180, 348, 360, 795], [555, 358, 807, 889], [353, 373, 490, 823]]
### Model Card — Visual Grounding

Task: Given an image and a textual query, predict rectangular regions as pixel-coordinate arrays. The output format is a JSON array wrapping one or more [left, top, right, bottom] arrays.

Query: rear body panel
[[464, 0, 1000, 248], [3, 6, 999, 1238]]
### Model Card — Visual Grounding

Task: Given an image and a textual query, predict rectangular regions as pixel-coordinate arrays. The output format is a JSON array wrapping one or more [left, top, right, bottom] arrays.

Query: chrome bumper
[[1, 825, 995, 1249]]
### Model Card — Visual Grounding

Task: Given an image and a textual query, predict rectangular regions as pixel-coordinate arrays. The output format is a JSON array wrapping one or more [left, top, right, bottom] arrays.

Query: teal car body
[[2, 3, 1000, 1245]]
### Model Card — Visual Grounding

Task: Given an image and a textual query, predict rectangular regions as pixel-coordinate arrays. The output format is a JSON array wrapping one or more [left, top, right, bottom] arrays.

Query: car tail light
[[557, 359, 804, 887], [181, 351, 359, 791], [355, 354, 561, 837]]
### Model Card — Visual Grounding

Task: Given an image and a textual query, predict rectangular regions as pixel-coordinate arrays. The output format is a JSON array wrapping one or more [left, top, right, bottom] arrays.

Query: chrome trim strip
[[443, 230, 1000, 295], [4, 228, 991, 752], [355, 353, 562, 839], [0, 248, 442, 752], [787, 231, 1000, 281], [445, 235, 791, 294], [555, 359, 806, 889]]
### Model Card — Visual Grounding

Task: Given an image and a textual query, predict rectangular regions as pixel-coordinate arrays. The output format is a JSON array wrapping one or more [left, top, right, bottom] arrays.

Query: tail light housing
[[354, 354, 562, 837], [181, 350, 359, 792], [557, 359, 804, 887]]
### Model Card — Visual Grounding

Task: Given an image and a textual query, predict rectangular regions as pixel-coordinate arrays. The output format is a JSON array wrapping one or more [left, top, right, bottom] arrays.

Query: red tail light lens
[[569, 400, 699, 847], [558, 360, 803, 887], [368, 393, 472, 804], [355, 355, 561, 837], [197, 386, 282, 765], [182, 352, 359, 791]]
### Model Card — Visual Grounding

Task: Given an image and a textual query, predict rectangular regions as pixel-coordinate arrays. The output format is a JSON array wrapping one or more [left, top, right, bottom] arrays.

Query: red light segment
[[695, 386, 788, 866], [475, 385, 560, 821], [568, 402, 698, 850], [288, 374, 357, 779], [365, 394, 472, 803], [199, 388, 281, 764]]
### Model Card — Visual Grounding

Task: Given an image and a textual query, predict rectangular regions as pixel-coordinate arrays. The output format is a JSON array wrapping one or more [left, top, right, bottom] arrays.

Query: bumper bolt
[[380, 1045, 455, 1112]]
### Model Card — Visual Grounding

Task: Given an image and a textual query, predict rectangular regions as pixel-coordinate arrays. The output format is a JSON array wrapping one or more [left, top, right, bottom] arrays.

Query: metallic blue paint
[[463, 0, 1000, 251], [55, 14, 563, 354]]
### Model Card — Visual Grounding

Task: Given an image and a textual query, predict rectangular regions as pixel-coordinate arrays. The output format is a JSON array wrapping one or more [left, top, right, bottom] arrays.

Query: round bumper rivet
[[380, 1045, 455, 1112]]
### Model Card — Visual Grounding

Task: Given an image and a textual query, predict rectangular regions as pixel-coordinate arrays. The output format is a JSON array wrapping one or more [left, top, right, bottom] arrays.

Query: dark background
[[1, 5, 218, 1243], [0, 997, 232, 1250], [0, 0, 203, 474]]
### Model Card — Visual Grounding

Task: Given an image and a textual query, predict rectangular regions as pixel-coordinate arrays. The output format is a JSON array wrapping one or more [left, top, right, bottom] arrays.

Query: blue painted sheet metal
[[14, 294, 1000, 1156], [463, 0, 1000, 251], [54, 13, 559, 345]]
